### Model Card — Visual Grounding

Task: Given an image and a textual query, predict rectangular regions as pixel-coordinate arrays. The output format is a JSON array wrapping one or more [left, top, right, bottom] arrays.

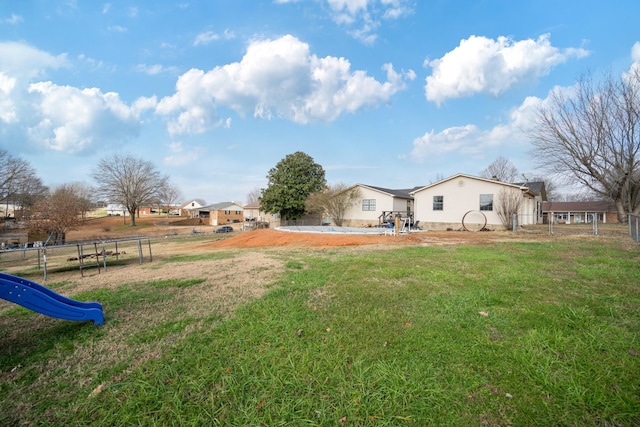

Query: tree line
[[1, 151, 182, 242]]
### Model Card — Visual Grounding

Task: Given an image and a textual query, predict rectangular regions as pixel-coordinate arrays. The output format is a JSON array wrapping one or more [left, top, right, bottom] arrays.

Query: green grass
[[1, 238, 639, 425]]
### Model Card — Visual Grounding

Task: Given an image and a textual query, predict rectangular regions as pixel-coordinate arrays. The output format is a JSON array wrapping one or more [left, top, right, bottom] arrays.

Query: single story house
[[1, 201, 18, 218], [180, 199, 205, 217], [340, 184, 421, 227], [106, 204, 128, 216], [411, 174, 540, 230], [188, 202, 244, 227], [542, 201, 617, 224]]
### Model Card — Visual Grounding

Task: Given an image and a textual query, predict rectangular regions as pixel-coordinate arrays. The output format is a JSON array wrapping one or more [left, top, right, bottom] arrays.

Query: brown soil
[[62, 215, 520, 249]]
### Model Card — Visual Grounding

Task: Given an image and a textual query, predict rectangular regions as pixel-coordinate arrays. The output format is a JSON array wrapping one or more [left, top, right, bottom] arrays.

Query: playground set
[[0, 272, 104, 325]]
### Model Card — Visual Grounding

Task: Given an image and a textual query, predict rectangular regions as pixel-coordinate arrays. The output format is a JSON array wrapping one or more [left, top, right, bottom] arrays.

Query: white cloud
[[163, 141, 206, 166], [410, 94, 546, 162], [324, 0, 413, 44], [27, 82, 145, 153], [626, 41, 640, 77], [134, 63, 179, 75], [193, 29, 235, 46], [157, 34, 414, 135], [0, 72, 18, 123], [0, 42, 153, 154], [425, 34, 589, 106], [107, 25, 127, 33], [0, 41, 69, 79], [2, 14, 23, 24], [101, 3, 111, 14]]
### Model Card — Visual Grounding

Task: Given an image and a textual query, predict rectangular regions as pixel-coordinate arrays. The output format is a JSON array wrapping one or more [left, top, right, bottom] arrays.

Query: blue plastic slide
[[0, 272, 104, 325]]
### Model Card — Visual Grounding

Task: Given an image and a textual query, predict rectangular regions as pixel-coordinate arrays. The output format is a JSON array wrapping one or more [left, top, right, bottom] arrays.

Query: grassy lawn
[[1, 237, 639, 425]]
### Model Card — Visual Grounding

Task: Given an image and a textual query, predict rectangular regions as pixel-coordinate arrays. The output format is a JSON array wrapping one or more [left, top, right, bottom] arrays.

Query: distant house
[[243, 201, 280, 228], [180, 199, 205, 217], [106, 204, 128, 216], [340, 184, 419, 227], [542, 201, 617, 224], [189, 202, 244, 227], [411, 174, 541, 230], [0, 201, 18, 218], [138, 204, 182, 215]]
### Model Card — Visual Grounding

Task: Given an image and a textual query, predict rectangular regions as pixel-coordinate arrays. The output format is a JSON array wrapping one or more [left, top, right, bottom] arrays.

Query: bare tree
[[480, 156, 519, 182], [529, 70, 640, 222], [246, 186, 261, 205], [28, 185, 83, 244], [157, 183, 183, 217], [495, 188, 523, 230], [92, 154, 168, 226], [69, 182, 94, 220], [306, 183, 362, 226], [0, 150, 48, 219]]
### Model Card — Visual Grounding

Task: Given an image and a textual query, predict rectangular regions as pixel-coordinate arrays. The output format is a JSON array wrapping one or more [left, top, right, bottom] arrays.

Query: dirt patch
[[199, 228, 538, 249]]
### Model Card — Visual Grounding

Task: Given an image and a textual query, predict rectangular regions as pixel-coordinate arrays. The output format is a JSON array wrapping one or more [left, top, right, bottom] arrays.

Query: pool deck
[[276, 225, 411, 235]]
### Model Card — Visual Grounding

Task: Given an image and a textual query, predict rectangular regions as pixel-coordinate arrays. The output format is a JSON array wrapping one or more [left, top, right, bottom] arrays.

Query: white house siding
[[413, 175, 535, 230], [341, 186, 399, 227]]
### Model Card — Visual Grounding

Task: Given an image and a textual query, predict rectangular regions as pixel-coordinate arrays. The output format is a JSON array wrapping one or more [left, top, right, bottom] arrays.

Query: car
[[214, 225, 234, 233]]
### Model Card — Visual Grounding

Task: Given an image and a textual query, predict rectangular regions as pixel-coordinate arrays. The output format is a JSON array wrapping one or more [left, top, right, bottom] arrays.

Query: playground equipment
[[0, 272, 104, 325]]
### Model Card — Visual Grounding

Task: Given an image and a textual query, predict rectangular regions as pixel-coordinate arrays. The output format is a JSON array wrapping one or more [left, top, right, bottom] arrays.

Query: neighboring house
[[0, 201, 18, 218], [243, 201, 267, 222], [106, 204, 128, 216], [542, 201, 617, 224], [411, 174, 540, 230], [340, 184, 420, 227], [513, 181, 547, 224], [189, 202, 244, 226], [242, 201, 279, 226], [138, 204, 182, 215], [180, 199, 205, 217]]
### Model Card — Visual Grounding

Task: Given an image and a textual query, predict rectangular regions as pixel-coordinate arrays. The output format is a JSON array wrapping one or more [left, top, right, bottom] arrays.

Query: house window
[[433, 195, 443, 211], [362, 199, 376, 211], [235, 210, 241, 215], [479, 194, 493, 211], [224, 210, 230, 215]]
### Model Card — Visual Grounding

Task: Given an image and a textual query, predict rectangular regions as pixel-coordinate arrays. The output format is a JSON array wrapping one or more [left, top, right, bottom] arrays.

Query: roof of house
[[512, 181, 546, 199], [542, 201, 615, 212], [359, 184, 423, 199], [243, 201, 261, 209], [410, 173, 535, 196], [193, 201, 244, 211]]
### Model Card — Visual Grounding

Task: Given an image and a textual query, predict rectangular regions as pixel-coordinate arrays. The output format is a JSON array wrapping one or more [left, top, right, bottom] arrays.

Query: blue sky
[[1, 1, 639, 204]]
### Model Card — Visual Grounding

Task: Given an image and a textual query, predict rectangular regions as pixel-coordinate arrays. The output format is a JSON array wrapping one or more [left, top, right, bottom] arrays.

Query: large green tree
[[260, 152, 326, 221]]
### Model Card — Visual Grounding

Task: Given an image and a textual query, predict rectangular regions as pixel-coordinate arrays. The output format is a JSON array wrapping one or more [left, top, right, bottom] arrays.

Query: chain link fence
[[630, 214, 640, 243], [514, 213, 630, 238], [0, 237, 153, 281]]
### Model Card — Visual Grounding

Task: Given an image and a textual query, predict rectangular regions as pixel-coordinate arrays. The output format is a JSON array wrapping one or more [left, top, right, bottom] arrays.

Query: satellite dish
[[521, 173, 531, 182]]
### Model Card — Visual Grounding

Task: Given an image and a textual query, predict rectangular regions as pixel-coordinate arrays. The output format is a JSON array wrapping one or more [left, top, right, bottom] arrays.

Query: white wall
[[342, 186, 398, 226], [413, 176, 534, 230]]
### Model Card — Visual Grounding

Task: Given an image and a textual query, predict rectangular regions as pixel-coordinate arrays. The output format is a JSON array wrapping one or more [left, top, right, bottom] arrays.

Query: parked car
[[214, 225, 234, 233]]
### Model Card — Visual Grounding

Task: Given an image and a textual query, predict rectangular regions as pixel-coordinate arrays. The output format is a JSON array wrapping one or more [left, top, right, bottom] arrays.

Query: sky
[[1, 1, 639, 205]]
